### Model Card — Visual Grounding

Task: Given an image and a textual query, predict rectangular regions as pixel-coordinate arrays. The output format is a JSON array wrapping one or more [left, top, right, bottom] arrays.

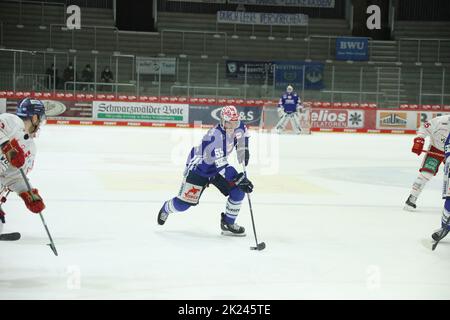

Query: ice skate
[[220, 213, 246, 236], [404, 194, 417, 211], [432, 227, 449, 242], [157, 208, 169, 225]]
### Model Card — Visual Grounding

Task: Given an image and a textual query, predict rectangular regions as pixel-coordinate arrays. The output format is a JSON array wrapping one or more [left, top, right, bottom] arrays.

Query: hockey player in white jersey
[[275, 85, 305, 134], [0, 98, 46, 241], [404, 115, 449, 211]]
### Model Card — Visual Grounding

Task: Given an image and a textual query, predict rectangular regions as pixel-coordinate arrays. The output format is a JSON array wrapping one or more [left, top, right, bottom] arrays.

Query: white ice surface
[[1, 125, 449, 300]]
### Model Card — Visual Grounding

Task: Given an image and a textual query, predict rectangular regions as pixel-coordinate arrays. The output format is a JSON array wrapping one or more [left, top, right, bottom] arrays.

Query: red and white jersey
[[0, 113, 36, 193], [417, 115, 450, 151]]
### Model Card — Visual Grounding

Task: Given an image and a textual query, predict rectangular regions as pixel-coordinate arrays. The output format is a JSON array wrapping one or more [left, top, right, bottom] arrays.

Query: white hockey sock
[[0, 221, 3, 235], [410, 172, 433, 198], [224, 198, 242, 223], [164, 199, 180, 214]]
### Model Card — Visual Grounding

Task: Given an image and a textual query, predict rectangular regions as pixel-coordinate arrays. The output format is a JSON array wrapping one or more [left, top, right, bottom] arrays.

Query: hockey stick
[[242, 164, 266, 251], [19, 169, 58, 256]]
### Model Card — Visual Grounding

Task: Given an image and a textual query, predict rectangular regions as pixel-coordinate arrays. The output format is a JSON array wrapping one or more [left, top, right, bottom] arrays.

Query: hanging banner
[[225, 60, 274, 81], [217, 11, 308, 26], [227, 0, 335, 8], [136, 57, 176, 75], [274, 61, 324, 90], [335, 37, 369, 61]]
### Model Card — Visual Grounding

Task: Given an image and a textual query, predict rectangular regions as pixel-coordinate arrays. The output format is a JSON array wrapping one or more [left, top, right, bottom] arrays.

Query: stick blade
[[48, 243, 59, 256], [257, 242, 266, 250], [250, 242, 266, 251]]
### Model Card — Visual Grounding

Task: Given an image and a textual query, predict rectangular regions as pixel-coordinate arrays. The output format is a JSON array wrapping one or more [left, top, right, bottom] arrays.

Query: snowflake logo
[[350, 112, 362, 125]]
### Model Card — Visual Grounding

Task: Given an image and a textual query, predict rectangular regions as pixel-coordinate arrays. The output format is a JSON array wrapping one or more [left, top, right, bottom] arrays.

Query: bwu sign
[[335, 37, 369, 61]]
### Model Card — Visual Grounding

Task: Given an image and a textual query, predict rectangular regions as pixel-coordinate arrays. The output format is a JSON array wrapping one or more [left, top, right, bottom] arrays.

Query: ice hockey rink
[[1, 124, 450, 300]]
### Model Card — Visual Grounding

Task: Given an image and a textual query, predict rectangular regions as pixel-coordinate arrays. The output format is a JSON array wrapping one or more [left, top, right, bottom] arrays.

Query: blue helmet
[[16, 98, 46, 120]]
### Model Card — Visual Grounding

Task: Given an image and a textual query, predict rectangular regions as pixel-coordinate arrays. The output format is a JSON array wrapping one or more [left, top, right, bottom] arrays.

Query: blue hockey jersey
[[445, 134, 450, 159], [278, 91, 301, 114], [186, 122, 249, 178]]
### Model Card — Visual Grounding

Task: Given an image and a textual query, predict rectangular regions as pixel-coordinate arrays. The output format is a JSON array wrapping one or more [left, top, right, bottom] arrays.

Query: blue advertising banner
[[335, 37, 369, 61], [274, 61, 324, 90], [225, 60, 274, 81]]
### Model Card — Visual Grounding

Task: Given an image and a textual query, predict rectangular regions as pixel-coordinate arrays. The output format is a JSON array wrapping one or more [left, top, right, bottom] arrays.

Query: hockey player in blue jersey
[[431, 133, 450, 249], [157, 105, 253, 236], [275, 85, 306, 134]]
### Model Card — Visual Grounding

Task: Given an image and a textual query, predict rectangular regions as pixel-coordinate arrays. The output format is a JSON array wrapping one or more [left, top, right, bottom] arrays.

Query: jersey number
[[215, 149, 224, 158]]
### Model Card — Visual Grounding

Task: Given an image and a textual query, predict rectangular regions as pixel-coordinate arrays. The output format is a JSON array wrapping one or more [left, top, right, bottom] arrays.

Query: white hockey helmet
[[220, 105, 240, 131], [286, 85, 294, 93]]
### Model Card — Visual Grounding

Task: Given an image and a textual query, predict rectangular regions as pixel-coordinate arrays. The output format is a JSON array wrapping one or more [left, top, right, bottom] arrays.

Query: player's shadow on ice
[[405, 207, 442, 215], [420, 238, 450, 251], [16, 236, 110, 245], [155, 229, 238, 243], [0, 278, 49, 289]]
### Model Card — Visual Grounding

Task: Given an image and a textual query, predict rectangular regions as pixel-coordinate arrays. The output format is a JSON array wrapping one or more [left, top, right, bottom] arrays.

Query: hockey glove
[[232, 172, 253, 193], [237, 147, 250, 167], [277, 107, 285, 118], [1, 139, 25, 168], [412, 137, 425, 155], [19, 189, 45, 214]]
